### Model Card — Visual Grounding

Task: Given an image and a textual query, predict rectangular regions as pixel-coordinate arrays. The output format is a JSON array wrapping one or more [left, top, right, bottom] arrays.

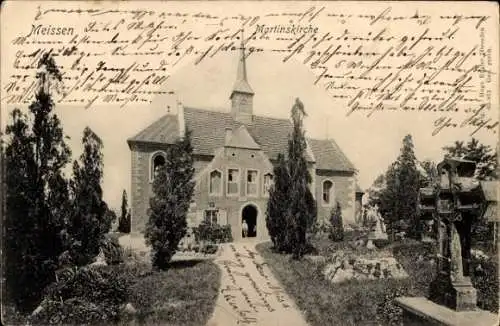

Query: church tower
[[230, 32, 254, 124]]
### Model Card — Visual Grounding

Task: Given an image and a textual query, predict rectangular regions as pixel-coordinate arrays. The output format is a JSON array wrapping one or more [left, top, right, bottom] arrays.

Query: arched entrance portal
[[242, 205, 258, 238]]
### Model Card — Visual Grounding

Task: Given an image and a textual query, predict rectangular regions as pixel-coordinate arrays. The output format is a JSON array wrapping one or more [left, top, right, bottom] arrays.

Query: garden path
[[207, 241, 309, 326]]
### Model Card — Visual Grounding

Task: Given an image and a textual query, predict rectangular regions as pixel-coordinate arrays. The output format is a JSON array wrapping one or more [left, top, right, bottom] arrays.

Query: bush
[[470, 256, 499, 313], [329, 202, 344, 242], [101, 234, 124, 265], [193, 222, 233, 244], [31, 265, 130, 324]]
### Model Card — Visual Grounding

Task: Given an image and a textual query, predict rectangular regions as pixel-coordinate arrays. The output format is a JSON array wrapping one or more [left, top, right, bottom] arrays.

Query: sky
[[1, 1, 497, 211], [3, 51, 497, 211]]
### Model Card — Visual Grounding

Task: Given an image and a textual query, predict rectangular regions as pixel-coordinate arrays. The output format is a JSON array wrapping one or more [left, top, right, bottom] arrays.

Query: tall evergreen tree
[[145, 130, 195, 269], [68, 127, 109, 266], [396, 135, 420, 239], [379, 162, 400, 240], [287, 98, 316, 259], [265, 153, 290, 251], [118, 190, 131, 233], [4, 54, 71, 311]]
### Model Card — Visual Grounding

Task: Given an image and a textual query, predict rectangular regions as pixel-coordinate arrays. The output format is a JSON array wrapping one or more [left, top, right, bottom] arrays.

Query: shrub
[[470, 256, 499, 313], [31, 266, 130, 324], [193, 222, 233, 244], [101, 234, 124, 265], [329, 202, 344, 242]]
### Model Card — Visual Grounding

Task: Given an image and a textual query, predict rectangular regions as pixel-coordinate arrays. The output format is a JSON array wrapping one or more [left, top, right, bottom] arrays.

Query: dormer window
[[150, 151, 166, 181], [322, 180, 334, 206]]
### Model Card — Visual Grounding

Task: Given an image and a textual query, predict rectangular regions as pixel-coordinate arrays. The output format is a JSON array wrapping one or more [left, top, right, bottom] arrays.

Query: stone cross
[[419, 158, 483, 311]]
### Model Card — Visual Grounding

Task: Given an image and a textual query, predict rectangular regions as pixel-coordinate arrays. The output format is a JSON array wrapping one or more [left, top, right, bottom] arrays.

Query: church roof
[[127, 107, 356, 172], [308, 138, 356, 172]]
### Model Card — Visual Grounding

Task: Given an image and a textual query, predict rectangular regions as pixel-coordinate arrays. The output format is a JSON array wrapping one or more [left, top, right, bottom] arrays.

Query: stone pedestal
[[429, 275, 477, 311], [395, 297, 497, 326]]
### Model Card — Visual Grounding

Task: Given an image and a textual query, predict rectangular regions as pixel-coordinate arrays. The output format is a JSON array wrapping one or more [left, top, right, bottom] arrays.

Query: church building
[[127, 47, 360, 241]]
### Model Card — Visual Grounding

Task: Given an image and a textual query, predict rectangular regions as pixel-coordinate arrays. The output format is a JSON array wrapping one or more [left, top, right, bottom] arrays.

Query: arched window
[[150, 152, 166, 181], [227, 168, 240, 196], [246, 169, 259, 196], [322, 180, 334, 205], [263, 173, 273, 195], [209, 170, 222, 196]]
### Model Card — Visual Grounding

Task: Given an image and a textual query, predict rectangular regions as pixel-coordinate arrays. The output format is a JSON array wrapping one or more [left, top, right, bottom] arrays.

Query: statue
[[367, 205, 387, 248]]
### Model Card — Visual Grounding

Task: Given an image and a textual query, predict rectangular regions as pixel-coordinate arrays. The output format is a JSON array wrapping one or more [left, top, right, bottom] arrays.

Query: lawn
[[3, 257, 221, 326], [124, 259, 221, 326], [256, 232, 498, 326]]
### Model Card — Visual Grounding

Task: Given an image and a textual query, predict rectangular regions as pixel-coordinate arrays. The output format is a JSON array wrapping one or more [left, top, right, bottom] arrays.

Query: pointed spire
[[237, 29, 248, 82], [231, 28, 254, 96]]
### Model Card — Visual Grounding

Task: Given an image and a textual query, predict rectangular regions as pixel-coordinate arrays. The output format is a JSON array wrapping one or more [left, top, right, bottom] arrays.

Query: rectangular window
[[246, 170, 258, 196], [204, 210, 218, 225], [227, 169, 239, 195]]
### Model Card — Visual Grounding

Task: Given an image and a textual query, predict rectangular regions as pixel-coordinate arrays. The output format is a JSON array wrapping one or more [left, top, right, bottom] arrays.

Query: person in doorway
[[242, 220, 248, 238]]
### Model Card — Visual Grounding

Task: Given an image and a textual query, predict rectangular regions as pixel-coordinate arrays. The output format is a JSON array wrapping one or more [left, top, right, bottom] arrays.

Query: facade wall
[[130, 144, 357, 238], [130, 144, 150, 233], [130, 142, 211, 233], [315, 170, 356, 226], [191, 146, 273, 241]]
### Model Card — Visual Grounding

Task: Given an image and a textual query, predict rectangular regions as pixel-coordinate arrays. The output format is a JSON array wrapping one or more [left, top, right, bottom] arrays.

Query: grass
[[118, 259, 221, 326], [256, 234, 498, 326], [2, 258, 221, 326]]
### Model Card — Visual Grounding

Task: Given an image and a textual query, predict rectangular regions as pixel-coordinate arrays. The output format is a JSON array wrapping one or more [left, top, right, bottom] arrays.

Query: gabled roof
[[127, 107, 356, 172], [127, 114, 179, 144], [226, 125, 260, 149], [307, 138, 356, 172]]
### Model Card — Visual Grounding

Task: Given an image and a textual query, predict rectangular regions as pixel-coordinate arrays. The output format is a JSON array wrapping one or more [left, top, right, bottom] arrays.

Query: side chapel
[[127, 45, 362, 241]]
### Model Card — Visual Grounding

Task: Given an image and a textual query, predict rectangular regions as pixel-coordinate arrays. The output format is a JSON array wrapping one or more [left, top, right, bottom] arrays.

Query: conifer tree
[[68, 127, 109, 266], [265, 153, 290, 251], [118, 190, 131, 233], [396, 135, 420, 239], [145, 130, 195, 269], [4, 54, 71, 311], [287, 98, 316, 259]]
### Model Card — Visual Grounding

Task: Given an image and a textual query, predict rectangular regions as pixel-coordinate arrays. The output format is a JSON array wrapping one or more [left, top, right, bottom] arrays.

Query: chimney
[[225, 128, 232, 144], [177, 100, 185, 139]]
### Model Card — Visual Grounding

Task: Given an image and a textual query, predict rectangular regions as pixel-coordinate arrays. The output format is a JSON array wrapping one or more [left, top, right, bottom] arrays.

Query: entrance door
[[242, 205, 258, 238]]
